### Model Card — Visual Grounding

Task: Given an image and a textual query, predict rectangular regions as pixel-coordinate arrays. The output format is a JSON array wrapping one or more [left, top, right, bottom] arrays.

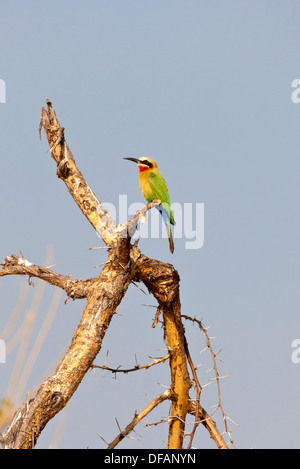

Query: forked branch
[[0, 99, 231, 450]]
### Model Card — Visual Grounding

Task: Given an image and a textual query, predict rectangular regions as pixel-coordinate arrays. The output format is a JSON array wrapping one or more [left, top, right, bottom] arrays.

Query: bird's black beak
[[123, 157, 140, 164]]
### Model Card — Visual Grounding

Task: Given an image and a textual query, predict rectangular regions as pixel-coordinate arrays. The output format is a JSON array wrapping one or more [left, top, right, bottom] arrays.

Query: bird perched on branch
[[124, 157, 175, 253]]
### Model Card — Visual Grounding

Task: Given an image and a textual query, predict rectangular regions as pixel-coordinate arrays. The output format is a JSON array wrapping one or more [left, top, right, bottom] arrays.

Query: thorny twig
[[93, 313, 235, 450], [182, 315, 238, 448], [91, 354, 170, 374], [106, 389, 173, 449], [183, 337, 202, 449]]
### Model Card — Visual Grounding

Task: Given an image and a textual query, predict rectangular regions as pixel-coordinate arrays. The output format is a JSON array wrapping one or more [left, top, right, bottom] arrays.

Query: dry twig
[[107, 389, 173, 449], [182, 315, 238, 448], [91, 354, 170, 374]]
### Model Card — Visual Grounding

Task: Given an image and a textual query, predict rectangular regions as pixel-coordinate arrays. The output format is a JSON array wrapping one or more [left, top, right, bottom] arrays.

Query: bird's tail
[[168, 226, 175, 254], [160, 208, 175, 254]]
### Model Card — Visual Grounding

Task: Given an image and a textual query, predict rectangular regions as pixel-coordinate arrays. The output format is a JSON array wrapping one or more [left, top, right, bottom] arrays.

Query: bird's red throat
[[137, 164, 149, 172]]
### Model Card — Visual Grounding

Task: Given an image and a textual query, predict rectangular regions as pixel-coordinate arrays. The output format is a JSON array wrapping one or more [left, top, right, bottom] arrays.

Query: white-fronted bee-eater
[[124, 157, 175, 253]]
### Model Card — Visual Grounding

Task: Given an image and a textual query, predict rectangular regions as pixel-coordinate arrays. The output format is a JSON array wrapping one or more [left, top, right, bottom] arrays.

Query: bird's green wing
[[148, 172, 170, 204], [148, 172, 175, 225]]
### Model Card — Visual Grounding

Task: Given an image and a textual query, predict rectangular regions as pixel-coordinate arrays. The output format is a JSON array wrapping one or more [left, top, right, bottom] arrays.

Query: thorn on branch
[[28, 276, 34, 287], [130, 281, 147, 295], [182, 313, 238, 448]]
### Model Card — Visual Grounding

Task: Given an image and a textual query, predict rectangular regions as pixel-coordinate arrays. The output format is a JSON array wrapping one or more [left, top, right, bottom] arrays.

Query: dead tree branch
[[130, 250, 191, 448], [0, 254, 91, 300], [188, 401, 228, 449], [183, 337, 202, 449], [0, 100, 134, 449], [0, 99, 230, 449], [107, 389, 173, 449], [183, 315, 237, 448], [92, 354, 170, 374]]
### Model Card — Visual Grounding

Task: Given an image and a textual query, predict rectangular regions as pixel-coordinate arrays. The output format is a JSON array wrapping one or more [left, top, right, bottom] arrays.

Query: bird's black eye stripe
[[142, 160, 153, 168]]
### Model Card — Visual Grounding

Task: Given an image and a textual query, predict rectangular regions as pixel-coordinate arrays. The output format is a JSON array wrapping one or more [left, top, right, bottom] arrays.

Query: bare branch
[[39, 99, 118, 247], [183, 314, 238, 448], [183, 337, 202, 449], [0, 254, 91, 300], [91, 354, 170, 374], [107, 389, 173, 449], [131, 250, 191, 449], [1, 252, 132, 449], [120, 199, 161, 239], [188, 401, 228, 449]]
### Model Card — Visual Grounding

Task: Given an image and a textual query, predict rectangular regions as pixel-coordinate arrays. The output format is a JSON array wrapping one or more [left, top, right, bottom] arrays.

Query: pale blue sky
[[1, 1, 300, 449]]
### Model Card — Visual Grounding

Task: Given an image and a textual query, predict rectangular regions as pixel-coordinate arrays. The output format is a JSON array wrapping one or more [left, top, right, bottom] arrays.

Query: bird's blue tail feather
[[159, 207, 174, 253]]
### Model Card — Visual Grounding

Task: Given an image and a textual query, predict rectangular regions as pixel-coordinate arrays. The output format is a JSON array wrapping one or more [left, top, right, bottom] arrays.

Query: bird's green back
[[147, 171, 175, 225]]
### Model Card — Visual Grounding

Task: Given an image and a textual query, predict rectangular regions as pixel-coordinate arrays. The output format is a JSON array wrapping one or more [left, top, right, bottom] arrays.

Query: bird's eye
[[142, 160, 153, 168]]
